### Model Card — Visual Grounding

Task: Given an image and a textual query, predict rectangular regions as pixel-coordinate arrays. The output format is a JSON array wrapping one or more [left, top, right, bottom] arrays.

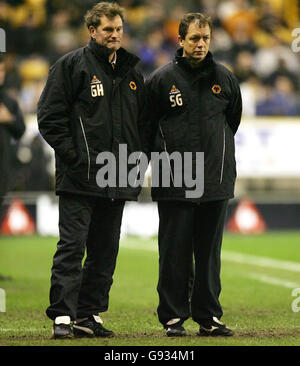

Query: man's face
[[0, 62, 5, 86], [179, 23, 211, 64], [89, 15, 123, 53]]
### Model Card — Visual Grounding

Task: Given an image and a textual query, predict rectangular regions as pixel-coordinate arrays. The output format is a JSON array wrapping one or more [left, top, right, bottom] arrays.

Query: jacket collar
[[87, 39, 140, 75], [174, 48, 215, 75]]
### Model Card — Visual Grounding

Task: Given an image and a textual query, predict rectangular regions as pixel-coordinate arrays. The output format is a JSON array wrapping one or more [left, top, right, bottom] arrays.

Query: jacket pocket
[[220, 126, 226, 184], [202, 115, 227, 185], [159, 124, 175, 186], [223, 123, 237, 184], [159, 111, 188, 152], [79, 116, 91, 181], [69, 115, 91, 182]]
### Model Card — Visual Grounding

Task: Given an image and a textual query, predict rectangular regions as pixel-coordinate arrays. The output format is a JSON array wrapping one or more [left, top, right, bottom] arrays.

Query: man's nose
[[196, 39, 205, 48], [111, 29, 119, 38]]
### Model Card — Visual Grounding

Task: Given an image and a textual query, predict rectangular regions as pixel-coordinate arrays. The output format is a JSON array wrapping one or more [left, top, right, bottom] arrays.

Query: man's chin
[[193, 53, 206, 61], [184, 52, 207, 64], [190, 56, 205, 63], [107, 42, 121, 51]]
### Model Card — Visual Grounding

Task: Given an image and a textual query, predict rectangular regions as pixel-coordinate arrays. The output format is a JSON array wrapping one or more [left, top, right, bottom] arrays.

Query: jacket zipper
[[79, 116, 91, 181], [159, 124, 175, 185], [220, 127, 226, 184]]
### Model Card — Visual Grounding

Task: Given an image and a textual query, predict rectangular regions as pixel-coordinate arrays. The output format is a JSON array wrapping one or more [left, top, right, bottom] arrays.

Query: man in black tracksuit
[[37, 2, 146, 339], [0, 54, 25, 225], [145, 13, 242, 337]]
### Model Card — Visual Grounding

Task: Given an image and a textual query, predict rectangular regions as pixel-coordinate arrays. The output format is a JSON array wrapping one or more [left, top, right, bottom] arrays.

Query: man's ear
[[178, 35, 184, 47], [89, 25, 96, 39]]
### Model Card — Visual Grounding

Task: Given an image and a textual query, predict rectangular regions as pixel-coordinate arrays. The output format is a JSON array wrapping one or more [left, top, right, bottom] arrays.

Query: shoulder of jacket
[[146, 61, 174, 84], [131, 68, 144, 82], [51, 47, 85, 70], [214, 62, 239, 83]]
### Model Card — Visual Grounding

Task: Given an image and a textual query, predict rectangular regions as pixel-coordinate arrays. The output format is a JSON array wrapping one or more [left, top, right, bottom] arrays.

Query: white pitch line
[[245, 273, 300, 289], [0, 328, 43, 332], [120, 239, 300, 273], [221, 250, 300, 273], [120, 240, 157, 252]]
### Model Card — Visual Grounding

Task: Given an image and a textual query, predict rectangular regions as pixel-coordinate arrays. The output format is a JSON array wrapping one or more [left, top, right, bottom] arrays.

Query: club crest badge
[[212, 84, 222, 94], [129, 81, 137, 90], [91, 75, 104, 97]]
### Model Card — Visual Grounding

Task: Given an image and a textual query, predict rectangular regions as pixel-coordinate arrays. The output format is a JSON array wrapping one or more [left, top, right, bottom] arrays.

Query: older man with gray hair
[[38, 2, 146, 339]]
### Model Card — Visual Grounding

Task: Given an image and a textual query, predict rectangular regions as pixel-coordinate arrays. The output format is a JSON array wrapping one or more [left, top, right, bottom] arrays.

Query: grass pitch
[[0, 231, 300, 347]]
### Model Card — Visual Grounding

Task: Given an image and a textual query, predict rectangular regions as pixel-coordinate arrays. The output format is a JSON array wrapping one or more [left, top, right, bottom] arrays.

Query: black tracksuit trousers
[[46, 194, 125, 321], [157, 199, 228, 326]]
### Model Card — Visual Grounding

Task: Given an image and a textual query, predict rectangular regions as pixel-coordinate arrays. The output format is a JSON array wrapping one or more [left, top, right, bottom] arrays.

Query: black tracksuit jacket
[[37, 39, 146, 200], [145, 49, 242, 203]]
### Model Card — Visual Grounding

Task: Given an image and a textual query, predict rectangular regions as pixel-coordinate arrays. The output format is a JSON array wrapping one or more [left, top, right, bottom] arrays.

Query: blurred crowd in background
[[0, 0, 300, 193]]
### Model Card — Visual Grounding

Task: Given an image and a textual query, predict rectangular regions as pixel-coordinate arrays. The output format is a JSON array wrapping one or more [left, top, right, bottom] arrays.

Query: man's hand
[[0, 103, 14, 124]]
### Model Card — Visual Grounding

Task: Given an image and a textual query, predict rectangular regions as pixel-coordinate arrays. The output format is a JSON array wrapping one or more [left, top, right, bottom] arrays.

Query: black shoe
[[164, 319, 186, 337], [198, 317, 234, 337], [52, 316, 74, 339], [73, 315, 114, 338]]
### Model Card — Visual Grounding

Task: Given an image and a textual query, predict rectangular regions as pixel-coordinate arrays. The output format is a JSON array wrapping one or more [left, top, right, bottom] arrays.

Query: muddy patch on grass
[[236, 328, 300, 338]]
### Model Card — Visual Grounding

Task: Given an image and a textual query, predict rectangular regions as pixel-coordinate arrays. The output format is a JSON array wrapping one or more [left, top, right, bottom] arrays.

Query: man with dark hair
[[146, 13, 242, 337], [0, 54, 25, 225], [178, 12, 213, 45], [38, 2, 146, 339]]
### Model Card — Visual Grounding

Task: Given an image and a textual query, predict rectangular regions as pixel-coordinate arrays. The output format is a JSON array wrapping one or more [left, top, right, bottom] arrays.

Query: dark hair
[[84, 2, 125, 29], [0, 53, 4, 63], [179, 13, 212, 39]]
